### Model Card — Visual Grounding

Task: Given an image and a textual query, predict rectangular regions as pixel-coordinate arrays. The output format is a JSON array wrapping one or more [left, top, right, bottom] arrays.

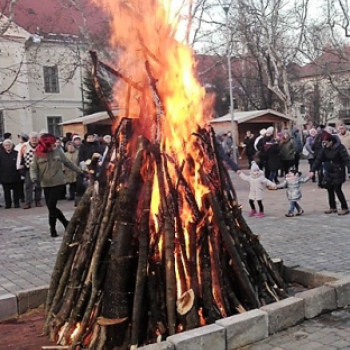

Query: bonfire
[[44, 0, 287, 349]]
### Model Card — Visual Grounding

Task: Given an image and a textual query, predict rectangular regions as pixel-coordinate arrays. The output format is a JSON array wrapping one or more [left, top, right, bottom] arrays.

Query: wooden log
[[70, 157, 124, 347], [130, 155, 155, 349], [199, 169, 260, 309], [49, 184, 102, 341], [101, 137, 147, 349], [177, 289, 199, 331], [208, 226, 228, 317], [45, 186, 93, 333], [151, 145, 176, 336], [199, 226, 222, 323]]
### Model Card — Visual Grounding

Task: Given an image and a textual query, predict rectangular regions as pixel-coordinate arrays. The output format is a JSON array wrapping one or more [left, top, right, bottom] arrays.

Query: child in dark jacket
[[276, 168, 309, 217]]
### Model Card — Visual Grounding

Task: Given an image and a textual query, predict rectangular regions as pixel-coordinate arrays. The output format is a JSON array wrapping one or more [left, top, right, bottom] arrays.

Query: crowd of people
[[0, 130, 112, 236], [234, 124, 350, 217], [2, 123, 350, 235]]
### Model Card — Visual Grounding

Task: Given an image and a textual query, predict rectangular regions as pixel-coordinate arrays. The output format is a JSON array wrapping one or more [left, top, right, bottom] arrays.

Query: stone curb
[[1, 267, 350, 350], [138, 267, 350, 350]]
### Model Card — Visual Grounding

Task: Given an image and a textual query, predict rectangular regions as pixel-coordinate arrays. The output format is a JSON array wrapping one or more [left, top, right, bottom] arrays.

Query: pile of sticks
[[44, 115, 287, 350]]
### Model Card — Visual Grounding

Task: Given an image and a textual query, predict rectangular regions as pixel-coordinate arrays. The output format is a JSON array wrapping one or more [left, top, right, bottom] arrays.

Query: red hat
[[322, 132, 333, 142]]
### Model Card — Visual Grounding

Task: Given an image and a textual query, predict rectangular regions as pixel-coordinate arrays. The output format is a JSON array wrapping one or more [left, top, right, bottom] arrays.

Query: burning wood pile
[[44, 1, 287, 349]]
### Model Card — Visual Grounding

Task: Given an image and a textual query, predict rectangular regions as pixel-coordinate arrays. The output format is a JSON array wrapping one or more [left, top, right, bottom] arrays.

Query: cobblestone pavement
[[1, 160, 350, 348], [240, 308, 350, 350]]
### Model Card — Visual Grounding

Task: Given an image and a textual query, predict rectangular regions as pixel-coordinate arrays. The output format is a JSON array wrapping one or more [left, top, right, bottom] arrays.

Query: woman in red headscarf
[[309, 131, 350, 215], [30, 134, 83, 237]]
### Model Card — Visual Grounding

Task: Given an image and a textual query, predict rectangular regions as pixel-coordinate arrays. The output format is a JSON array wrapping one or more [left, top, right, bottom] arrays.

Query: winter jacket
[[311, 140, 350, 185], [30, 149, 83, 188], [0, 149, 20, 184], [244, 136, 256, 157], [279, 137, 295, 161], [256, 136, 268, 162], [338, 131, 350, 155], [292, 127, 303, 154], [239, 171, 275, 200], [17, 142, 36, 169], [265, 141, 281, 172], [304, 135, 315, 160], [64, 151, 79, 184], [78, 142, 103, 163], [277, 174, 309, 201], [216, 139, 239, 172]]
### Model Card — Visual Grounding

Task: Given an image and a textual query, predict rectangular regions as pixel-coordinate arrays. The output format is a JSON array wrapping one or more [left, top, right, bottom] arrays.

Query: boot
[[57, 210, 69, 229], [324, 208, 337, 214], [49, 215, 58, 237], [296, 209, 304, 216]]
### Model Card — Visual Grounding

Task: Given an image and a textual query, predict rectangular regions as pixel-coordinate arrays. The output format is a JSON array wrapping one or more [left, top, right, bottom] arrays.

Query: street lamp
[[222, 0, 237, 163]]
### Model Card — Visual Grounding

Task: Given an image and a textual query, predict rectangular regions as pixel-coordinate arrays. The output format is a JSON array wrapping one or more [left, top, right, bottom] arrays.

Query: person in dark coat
[[243, 130, 256, 168], [309, 132, 350, 215], [265, 136, 281, 183], [0, 139, 21, 208], [312, 124, 326, 187], [76, 133, 104, 203], [292, 126, 303, 172]]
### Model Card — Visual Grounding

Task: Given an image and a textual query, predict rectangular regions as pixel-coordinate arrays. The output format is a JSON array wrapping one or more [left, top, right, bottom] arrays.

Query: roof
[[60, 111, 117, 126], [291, 46, 350, 79], [210, 109, 293, 124], [0, 0, 110, 38]]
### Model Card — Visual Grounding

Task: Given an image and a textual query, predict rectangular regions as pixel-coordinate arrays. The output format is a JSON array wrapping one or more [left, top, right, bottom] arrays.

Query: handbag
[[302, 144, 310, 157]]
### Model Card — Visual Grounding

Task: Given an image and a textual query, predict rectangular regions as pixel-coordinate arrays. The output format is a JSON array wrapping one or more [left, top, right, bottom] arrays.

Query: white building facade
[[0, 18, 86, 138]]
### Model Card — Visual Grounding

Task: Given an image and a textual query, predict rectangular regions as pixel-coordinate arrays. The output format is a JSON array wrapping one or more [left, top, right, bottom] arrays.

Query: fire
[[70, 322, 81, 341]]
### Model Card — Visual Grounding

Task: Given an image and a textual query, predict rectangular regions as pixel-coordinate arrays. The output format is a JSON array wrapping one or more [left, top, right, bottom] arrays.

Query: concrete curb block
[[17, 286, 48, 315], [2, 267, 350, 350], [216, 309, 268, 348], [167, 324, 226, 350], [0, 294, 18, 321], [295, 286, 336, 319], [325, 276, 350, 308], [260, 297, 304, 334], [138, 342, 174, 350]]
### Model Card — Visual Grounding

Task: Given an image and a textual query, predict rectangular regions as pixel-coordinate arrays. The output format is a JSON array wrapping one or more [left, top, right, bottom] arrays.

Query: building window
[[47, 116, 62, 136], [0, 111, 4, 140], [43, 66, 59, 93]]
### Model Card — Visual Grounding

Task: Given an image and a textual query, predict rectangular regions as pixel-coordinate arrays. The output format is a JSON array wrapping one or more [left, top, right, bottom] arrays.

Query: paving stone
[[295, 286, 337, 319], [260, 297, 304, 335], [167, 324, 225, 350], [216, 309, 268, 349]]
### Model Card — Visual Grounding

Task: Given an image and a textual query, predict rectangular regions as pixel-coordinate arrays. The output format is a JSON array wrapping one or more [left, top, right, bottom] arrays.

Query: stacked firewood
[[44, 115, 287, 350]]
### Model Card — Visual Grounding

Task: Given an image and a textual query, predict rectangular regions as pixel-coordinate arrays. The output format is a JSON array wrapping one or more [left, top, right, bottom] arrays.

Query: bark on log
[[130, 155, 155, 348], [45, 186, 93, 332]]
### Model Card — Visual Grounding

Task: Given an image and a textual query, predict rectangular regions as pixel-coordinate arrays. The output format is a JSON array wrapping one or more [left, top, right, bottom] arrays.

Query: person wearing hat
[[256, 126, 274, 178], [15, 133, 29, 152], [309, 132, 350, 215], [72, 135, 82, 150], [237, 161, 276, 218]]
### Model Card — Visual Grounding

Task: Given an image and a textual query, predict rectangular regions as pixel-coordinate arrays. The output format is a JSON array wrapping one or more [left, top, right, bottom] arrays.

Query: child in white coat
[[238, 161, 276, 217]]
